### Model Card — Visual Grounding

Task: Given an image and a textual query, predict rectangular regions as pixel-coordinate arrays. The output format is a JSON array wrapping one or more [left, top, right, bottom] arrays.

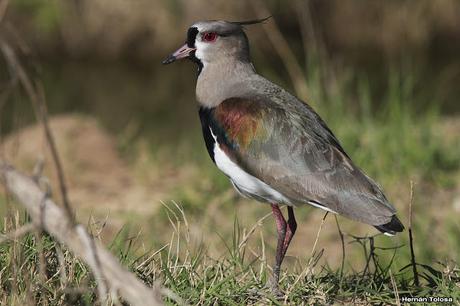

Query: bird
[[163, 18, 404, 293]]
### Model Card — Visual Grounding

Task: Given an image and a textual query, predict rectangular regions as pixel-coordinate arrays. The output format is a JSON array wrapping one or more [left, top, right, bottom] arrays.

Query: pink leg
[[282, 206, 297, 258], [270, 205, 297, 294], [270, 204, 287, 291]]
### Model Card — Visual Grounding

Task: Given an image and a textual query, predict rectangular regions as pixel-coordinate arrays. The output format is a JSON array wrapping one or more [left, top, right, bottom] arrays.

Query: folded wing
[[211, 95, 398, 227]]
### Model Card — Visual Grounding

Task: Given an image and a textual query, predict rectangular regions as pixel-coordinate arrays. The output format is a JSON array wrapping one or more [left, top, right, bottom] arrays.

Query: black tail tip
[[375, 215, 405, 236]]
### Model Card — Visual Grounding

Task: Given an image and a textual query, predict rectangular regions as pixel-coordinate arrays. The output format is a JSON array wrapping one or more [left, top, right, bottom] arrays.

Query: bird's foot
[[266, 277, 284, 299]]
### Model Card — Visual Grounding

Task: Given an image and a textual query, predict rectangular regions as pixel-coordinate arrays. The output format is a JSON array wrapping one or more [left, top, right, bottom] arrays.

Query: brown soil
[[1, 115, 167, 228]]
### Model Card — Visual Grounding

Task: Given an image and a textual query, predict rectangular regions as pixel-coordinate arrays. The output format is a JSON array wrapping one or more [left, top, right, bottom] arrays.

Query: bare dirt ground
[[1, 115, 172, 229]]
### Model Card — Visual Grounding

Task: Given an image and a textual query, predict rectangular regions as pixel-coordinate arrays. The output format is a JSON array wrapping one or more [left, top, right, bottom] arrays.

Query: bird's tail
[[374, 215, 405, 236]]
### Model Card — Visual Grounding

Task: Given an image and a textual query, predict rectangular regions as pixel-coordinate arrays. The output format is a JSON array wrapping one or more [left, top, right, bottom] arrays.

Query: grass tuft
[[1, 202, 459, 305]]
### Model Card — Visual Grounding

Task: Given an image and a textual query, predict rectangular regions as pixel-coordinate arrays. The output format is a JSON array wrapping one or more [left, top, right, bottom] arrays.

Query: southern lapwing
[[163, 18, 404, 292]]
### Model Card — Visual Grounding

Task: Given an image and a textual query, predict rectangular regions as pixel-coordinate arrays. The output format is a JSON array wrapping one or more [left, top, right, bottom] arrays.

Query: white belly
[[210, 128, 292, 205]]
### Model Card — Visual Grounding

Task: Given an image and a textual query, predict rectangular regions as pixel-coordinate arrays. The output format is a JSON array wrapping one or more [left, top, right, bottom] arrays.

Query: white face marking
[[192, 24, 219, 66], [209, 128, 292, 205], [194, 39, 209, 64]]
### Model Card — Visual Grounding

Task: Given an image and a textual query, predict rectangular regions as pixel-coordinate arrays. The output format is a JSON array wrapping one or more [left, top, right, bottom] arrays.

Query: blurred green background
[[1, 0, 460, 270]]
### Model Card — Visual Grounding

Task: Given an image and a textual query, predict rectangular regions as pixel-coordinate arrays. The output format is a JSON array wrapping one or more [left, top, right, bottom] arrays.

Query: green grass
[[0, 204, 459, 305]]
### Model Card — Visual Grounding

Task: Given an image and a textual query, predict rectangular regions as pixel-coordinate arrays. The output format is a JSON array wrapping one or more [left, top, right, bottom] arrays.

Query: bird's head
[[162, 18, 270, 69]]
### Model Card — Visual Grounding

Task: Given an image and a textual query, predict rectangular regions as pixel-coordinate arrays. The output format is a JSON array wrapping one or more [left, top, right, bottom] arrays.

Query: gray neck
[[196, 58, 256, 108]]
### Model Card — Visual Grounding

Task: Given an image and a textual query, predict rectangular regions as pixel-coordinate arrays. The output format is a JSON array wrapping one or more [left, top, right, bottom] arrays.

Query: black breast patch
[[198, 106, 237, 164], [198, 107, 216, 163]]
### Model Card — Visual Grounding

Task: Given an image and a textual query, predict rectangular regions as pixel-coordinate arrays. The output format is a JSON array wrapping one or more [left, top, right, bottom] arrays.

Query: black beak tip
[[162, 55, 176, 65]]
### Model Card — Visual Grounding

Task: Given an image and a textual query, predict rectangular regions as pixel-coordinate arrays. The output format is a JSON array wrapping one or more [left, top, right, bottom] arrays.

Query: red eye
[[202, 32, 217, 42]]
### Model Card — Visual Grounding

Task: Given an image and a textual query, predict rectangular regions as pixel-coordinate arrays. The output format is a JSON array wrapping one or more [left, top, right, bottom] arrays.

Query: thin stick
[[77, 225, 108, 304], [0, 41, 75, 225], [408, 180, 419, 286], [362, 236, 372, 277], [334, 215, 345, 280]]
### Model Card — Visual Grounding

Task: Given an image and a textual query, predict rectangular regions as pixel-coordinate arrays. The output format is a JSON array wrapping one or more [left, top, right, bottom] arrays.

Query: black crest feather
[[229, 16, 271, 26]]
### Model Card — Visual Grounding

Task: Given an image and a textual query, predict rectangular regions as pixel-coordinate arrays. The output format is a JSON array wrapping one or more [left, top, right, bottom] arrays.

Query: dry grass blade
[[250, 0, 309, 100], [238, 212, 271, 251], [309, 212, 329, 263], [0, 223, 34, 244], [284, 212, 328, 300], [389, 269, 401, 306]]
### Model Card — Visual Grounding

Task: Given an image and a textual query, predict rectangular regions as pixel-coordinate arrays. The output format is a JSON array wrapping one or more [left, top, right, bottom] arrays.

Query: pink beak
[[162, 43, 196, 64]]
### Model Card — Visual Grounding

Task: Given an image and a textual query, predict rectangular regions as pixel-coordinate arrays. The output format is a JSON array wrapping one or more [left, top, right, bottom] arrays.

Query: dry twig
[[0, 162, 164, 306], [408, 180, 419, 286], [0, 40, 75, 225]]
